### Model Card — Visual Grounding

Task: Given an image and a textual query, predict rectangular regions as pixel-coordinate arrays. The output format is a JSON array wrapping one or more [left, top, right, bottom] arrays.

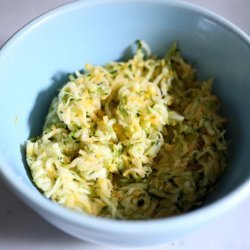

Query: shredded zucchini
[[26, 41, 227, 219]]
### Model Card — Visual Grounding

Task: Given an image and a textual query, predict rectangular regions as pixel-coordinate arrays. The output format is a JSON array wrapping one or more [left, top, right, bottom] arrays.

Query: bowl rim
[[0, 0, 250, 235]]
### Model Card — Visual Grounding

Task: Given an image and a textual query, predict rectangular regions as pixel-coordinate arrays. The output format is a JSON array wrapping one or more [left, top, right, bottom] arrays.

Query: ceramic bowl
[[0, 0, 249, 247]]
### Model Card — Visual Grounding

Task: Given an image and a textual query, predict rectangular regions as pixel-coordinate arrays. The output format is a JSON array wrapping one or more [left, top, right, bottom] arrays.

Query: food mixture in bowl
[[26, 41, 227, 219]]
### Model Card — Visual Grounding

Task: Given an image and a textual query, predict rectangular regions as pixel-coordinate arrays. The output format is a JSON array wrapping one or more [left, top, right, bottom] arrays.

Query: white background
[[0, 0, 249, 249]]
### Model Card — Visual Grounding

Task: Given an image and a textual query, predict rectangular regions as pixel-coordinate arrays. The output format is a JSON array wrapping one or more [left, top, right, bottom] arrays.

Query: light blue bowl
[[0, 0, 249, 246]]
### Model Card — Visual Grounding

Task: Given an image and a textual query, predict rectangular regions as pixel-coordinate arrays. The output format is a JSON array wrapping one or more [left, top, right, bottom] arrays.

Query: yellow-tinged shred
[[26, 41, 227, 219]]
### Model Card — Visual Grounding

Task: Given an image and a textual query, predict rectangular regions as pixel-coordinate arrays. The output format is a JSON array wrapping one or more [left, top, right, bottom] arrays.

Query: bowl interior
[[0, 0, 250, 211]]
